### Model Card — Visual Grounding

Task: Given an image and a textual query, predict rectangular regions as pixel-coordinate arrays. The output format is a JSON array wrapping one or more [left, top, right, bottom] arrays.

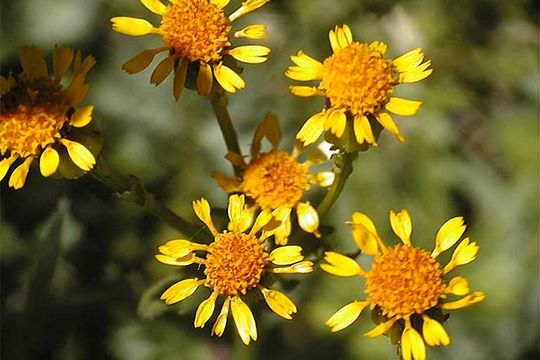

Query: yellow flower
[[322, 210, 484, 360], [111, 0, 271, 99], [156, 194, 313, 345], [0, 45, 97, 189], [286, 24, 432, 148], [211, 114, 335, 245]]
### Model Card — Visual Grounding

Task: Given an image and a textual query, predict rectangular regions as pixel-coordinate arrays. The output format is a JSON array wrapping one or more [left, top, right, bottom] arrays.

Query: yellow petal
[[446, 276, 470, 296], [443, 237, 479, 273], [227, 194, 252, 233], [228, 45, 270, 64], [194, 291, 218, 328], [260, 287, 297, 320], [376, 112, 404, 141], [270, 245, 303, 265], [8, 156, 33, 189], [158, 239, 205, 258], [150, 56, 175, 85], [250, 113, 281, 157], [422, 315, 450, 346], [60, 139, 95, 171], [289, 85, 323, 97], [192, 198, 219, 235], [336, 24, 353, 49], [234, 24, 267, 39], [386, 97, 422, 116], [211, 171, 241, 192], [321, 251, 363, 277], [111, 17, 159, 36], [70, 105, 94, 128], [73, 51, 96, 78], [296, 202, 320, 237], [286, 51, 323, 81], [364, 318, 398, 337], [325, 108, 347, 137], [210, 0, 231, 9], [225, 151, 247, 167], [311, 171, 335, 187], [231, 296, 257, 345], [122, 48, 165, 74], [160, 278, 201, 305], [0, 156, 17, 182], [389, 209, 412, 246], [326, 301, 368, 332], [350, 223, 379, 256], [140, 0, 167, 14], [268, 260, 313, 274], [39, 147, 60, 177], [432, 217, 466, 257], [441, 291, 485, 310], [20, 45, 48, 78], [392, 48, 424, 73], [400, 60, 433, 83], [353, 115, 376, 145], [212, 297, 231, 336], [272, 211, 291, 245], [229, 0, 269, 22], [173, 58, 188, 101], [213, 63, 245, 93], [53, 45, 74, 82], [296, 111, 326, 145], [197, 62, 213, 96], [401, 322, 426, 360], [249, 209, 273, 236], [154, 253, 195, 266]]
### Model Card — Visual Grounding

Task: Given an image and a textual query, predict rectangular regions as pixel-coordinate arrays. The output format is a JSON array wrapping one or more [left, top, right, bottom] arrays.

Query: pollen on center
[[0, 76, 68, 158], [241, 150, 310, 210], [321, 43, 398, 116], [204, 232, 269, 296], [366, 244, 446, 317], [160, 0, 232, 63]]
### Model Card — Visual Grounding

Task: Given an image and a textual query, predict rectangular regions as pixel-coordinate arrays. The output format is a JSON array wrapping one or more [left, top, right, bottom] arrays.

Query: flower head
[[156, 194, 313, 345], [211, 114, 335, 244], [111, 0, 271, 99], [286, 24, 432, 150], [1, 45, 97, 189], [322, 210, 484, 360]]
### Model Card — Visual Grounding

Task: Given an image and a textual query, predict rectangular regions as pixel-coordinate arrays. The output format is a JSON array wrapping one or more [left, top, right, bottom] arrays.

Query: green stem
[[90, 157, 209, 240], [316, 151, 357, 216], [210, 90, 242, 175]]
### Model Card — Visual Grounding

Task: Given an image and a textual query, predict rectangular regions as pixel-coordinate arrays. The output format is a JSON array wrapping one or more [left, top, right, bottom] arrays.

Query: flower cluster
[[1, 2, 486, 359], [1, 45, 97, 189]]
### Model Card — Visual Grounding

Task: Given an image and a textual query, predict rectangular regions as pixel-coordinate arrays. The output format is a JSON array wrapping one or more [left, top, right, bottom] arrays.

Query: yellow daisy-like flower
[[286, 24, 432, 148], [156, 194, 313, 345], [1, 45, 97, 189], [111, 0, 271, 99], [322, 210, 485, 360], [211, 114, 335, 245]]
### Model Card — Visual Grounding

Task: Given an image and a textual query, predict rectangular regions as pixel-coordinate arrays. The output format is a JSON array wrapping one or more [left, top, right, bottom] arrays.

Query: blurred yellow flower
[[212, 114, 335, 244], [156, 194, 313, 345], [286, 24, 432, 147], [322, 209, 484, 360], [0, 45, 96, 189], [111, 0, 271, 99]]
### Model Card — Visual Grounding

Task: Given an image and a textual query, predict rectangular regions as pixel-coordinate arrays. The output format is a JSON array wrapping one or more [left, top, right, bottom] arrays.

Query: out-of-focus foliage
[[1, 0, 538, 359]]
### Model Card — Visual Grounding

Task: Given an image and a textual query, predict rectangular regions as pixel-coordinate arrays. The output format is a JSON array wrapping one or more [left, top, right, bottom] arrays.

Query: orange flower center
[[241, 150, 310, 209], [0, 76, 68, 157], [204, 232, 269, 296], [321, 43, 398, 116], [160, 0, 231, 63], [366, 245, 446, 317]]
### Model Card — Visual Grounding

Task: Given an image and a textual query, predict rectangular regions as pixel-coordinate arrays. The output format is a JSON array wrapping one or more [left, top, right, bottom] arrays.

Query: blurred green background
[[1, 0, 538, 359]]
